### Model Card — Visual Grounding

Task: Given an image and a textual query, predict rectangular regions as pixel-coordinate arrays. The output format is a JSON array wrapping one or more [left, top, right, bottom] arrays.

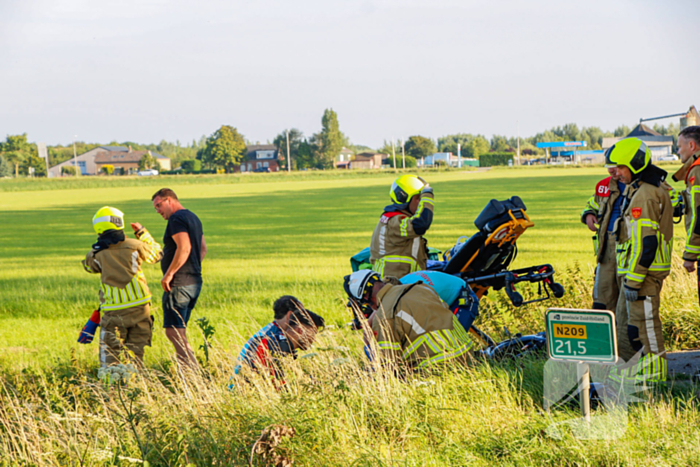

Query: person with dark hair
[[673, 126, 700, 276], [151, 188, 206, 368], [234, 296, 324, 378]]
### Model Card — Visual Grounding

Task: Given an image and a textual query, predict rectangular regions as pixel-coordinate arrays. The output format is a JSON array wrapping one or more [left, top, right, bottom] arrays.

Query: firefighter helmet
[[344, 270, 381, 304], [390, 175, 427, 204], [604, 138, 651, 175], [92, 206, 125, 234]]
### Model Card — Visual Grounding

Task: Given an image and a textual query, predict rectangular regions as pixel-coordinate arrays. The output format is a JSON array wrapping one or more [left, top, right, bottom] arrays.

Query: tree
[[181, 159, 201, 172], [62, 165, 77, 176], [138, 153, 156, 170], [317, 109, 343, 169], [0, 155, 11, 177], [614, 125, 631, 137], [463, 136, 490, 159], [1, 134, 31, 177], [438, 134, 477, 155], [273, 128, 305, 170], [201, 125, 247, 173], [404, 136, 436, 160], [21, 152, 47, 177], [102, 165, 115, 175], [490, 135, 510, 152]]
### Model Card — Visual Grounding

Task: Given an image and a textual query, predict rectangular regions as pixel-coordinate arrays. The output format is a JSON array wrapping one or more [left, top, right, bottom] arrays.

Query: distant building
[[350, 152, 385, 170], [602, 123, 674, 161], [48, 145, 171, 177], [336, 147, 354, 167], [94, 147, 172, 175], [238, 144, 281, 172]]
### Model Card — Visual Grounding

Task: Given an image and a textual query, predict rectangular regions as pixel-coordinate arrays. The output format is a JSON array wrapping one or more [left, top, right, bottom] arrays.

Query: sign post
[[546, 308, 617, 422]]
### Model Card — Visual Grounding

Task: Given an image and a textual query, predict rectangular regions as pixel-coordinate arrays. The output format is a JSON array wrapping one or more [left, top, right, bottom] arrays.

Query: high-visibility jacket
[[614, 169, 673, 294], [370, 192, 434, 278], [673, 154, 700, 261], [581, 176, 622, 262], [371, 282, 474, 368], [82, 228, 163, 311]]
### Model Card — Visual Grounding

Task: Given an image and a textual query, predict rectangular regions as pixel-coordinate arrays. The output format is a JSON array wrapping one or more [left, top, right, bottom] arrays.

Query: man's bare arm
[[201, 236, 207, 261], [161, 232, 191, 292]]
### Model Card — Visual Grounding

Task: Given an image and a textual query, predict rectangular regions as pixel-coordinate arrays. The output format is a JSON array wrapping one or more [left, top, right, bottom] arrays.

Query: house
[[94, 147, 172, 175], [48, 145, 171, 177], [350, 152, 385, 170], [602, 124, 674, 161], [238, 144, 281, 172], [336, 147, 354, 168]]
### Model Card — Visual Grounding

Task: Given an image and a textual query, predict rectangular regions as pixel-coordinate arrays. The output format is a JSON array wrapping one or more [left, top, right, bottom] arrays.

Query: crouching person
[[234, 296, 325, 381], [344, 270, 474, 369], [82, 207, 163, 368]]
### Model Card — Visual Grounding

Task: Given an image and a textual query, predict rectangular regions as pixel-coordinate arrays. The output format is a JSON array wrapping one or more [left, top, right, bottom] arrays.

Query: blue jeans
[[162, 283, 202, 328]]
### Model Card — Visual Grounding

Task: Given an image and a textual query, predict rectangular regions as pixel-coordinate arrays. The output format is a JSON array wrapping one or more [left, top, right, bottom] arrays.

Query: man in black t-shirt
[[152, 188, 207, 368]]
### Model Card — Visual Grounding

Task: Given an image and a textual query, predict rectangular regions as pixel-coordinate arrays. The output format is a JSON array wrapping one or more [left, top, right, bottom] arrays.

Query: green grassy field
[[2, 166, 700, 465]]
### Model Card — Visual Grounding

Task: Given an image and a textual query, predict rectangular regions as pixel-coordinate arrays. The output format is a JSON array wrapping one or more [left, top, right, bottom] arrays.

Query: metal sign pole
[[577, 362, 591, 422]]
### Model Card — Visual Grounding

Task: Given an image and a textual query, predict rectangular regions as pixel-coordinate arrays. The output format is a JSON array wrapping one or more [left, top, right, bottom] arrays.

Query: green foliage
[[0, 155, 11, 177], [102, 165, 115, 175], [463, 135, 490, 159], [21, 152, 47, 177], [61, 165, 77, 176], [405, 135, 436, 159], [201, 125, 247, 173], [138, 153, 156, 170], [479, 152, 513, 167], [490, 135, 511, 152], [181, 159, 202, 172], [317, 109, 343, 169], [1, 133, 31, 177], [273, 128, 305, 170]]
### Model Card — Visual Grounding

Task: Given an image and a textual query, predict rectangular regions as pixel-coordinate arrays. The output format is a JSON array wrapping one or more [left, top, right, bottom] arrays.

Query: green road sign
[[546, 308, 617, 363]]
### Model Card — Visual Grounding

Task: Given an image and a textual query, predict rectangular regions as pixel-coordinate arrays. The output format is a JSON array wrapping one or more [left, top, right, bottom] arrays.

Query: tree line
[[0, 115, 682, 177]]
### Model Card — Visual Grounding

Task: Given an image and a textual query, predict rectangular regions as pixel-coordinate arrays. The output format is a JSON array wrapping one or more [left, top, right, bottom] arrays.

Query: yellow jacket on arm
[[371, 282, 473, 369], [673, 155, 700, 261], [581, 176, 622, 261], [615, 181, 673, 295], [82, 228, 163, 311]]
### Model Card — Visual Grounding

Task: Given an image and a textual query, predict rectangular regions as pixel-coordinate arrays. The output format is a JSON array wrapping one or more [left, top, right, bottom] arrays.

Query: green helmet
[[92, 206, 124, 235], [390, 175, 426, 204], [604, 137, 651, 175]]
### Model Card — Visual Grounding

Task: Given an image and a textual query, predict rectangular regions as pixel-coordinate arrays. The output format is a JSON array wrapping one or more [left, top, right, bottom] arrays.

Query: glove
[[624, 288, 639, 302], [421, 184, 433, 195], [78, 309, 101, 344]]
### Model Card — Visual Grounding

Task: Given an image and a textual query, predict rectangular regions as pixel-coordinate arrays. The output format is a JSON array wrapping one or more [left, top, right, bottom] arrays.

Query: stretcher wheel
[[549, 282, 565, 298]]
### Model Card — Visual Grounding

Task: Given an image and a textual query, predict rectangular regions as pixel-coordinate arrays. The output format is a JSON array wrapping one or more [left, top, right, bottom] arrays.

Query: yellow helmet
[[92, 206, 125, 234], [604, 137, 651, 175], [390, 175, 426, 204]]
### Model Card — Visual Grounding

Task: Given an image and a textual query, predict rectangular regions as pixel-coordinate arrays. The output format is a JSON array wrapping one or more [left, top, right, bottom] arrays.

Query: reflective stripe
[[643, 297, 659, 353], [377, 341, 401, 350], [411, 238, 420, 261], [378, 225, 386, 256], [396, 310, 426, 335], [99, 275, 151, 310], [126, 282, 136, 301]]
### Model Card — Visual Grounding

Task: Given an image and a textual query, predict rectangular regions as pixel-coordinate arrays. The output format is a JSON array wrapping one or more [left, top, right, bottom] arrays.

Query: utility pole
[[401, 139, 405, 169], [73, 135, 80, 177], [458, 143, 462, 169], [285, 129, 291, 172], [517, 121, 520, 166], [391, 137, 396, 169]]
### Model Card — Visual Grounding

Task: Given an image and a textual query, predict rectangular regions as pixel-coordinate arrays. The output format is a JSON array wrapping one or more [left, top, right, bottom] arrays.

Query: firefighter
[[673, 126, 700, 277], [82, 206, 163, 368], [370, 175, 434, 278], [607, 138, 672, 383], [581, 167, 625, 312], [343, 270, 474, 369]]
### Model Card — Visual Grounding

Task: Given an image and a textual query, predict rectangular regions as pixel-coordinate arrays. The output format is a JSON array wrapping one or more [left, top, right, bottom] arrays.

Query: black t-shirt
[[162, 209, 203, 286]]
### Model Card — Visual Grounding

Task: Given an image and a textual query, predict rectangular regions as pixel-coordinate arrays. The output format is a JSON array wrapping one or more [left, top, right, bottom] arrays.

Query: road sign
[[546, 308, 617, 363]]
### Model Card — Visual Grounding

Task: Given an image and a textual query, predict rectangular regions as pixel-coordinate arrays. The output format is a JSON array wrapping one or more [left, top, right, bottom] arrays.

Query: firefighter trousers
[[592, 232, 619, 312], [613, 277, 666, 382], [100, 304, 153, 367]]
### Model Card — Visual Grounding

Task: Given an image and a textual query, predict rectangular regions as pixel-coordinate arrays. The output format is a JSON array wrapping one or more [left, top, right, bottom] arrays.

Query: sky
[[0, 0, 698, 148]]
